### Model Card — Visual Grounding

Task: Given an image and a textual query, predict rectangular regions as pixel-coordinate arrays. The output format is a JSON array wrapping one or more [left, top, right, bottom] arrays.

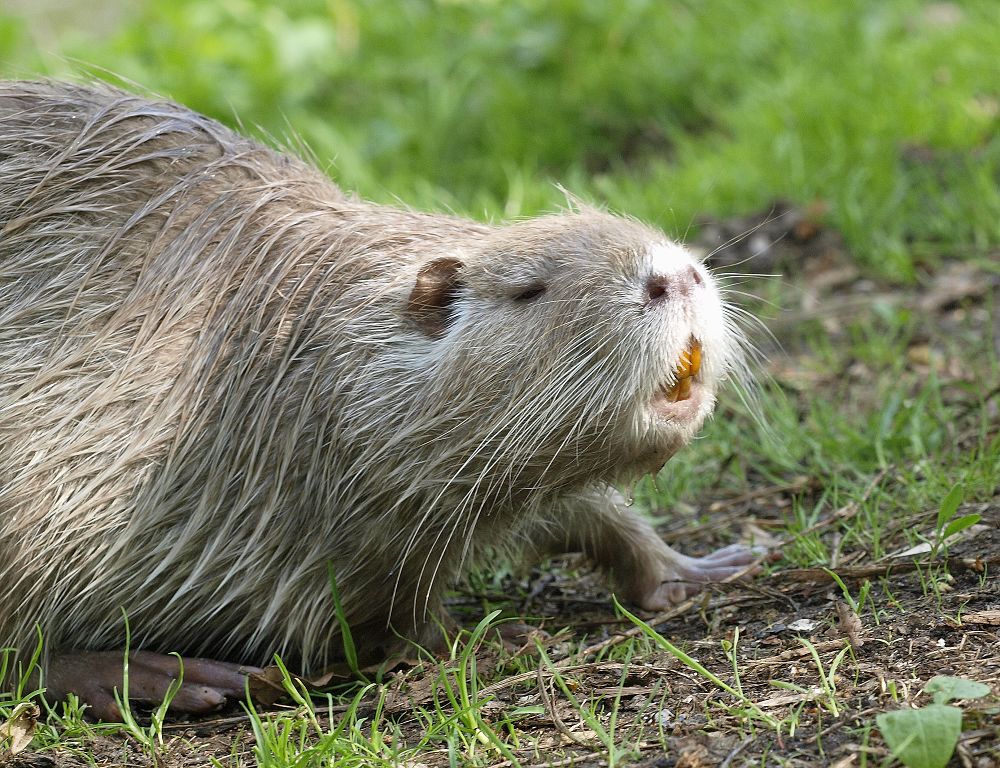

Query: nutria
[[0, 80, 758, 720]]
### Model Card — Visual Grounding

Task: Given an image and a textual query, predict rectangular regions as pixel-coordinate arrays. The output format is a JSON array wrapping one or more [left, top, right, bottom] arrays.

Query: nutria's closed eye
[[512, 284, 546, 302]]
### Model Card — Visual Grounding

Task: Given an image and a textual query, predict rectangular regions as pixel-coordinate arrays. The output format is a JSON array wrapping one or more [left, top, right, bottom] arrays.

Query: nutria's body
[[0, 81, 756, 718]]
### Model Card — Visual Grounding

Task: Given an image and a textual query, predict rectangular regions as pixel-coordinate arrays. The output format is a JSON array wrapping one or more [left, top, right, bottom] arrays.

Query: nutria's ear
[[407, 257, 464, 337]]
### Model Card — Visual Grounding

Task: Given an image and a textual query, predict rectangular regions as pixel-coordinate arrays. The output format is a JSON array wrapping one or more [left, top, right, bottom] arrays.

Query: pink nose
[[645, 265, 703, 305]]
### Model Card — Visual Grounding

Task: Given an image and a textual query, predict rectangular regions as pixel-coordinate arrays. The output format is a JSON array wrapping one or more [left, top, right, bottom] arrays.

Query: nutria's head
[[358, 209, 743, 499]]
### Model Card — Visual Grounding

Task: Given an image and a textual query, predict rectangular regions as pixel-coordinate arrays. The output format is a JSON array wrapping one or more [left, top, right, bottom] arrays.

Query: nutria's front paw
[[630, 543, 764, 611], [47, 651, 261, 722]]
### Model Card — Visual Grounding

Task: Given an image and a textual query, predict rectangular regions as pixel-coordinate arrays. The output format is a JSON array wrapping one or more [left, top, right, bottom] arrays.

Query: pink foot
[[634, 543, 765, 610], [46, 651, 262, 721]]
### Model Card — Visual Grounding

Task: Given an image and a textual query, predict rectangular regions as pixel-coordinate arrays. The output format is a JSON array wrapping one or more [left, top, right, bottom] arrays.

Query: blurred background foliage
[[1, 0, 998, 277]]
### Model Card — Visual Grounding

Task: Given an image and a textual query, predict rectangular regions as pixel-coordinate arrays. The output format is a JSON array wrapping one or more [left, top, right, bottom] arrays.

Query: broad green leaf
[[925, 676, 991, 706], [941, 513, 981, 542], [935, 483, 964, 531], [877, 704, 961, 768]]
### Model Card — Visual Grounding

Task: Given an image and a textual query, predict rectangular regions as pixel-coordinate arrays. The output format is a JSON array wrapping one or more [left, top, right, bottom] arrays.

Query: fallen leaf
[[787, 618, 820, 632], [836, 601, 864, 648], [829, 756, 857, 768], [0, 702, 39, 755], [247, 666, 291, 706], [757, 690, 821, 709], [892, 542, 933, 558], [960, 610, 1000, 626]]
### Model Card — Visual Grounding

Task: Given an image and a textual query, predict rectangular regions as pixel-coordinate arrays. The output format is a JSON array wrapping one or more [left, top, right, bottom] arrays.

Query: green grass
[[3, 0, 1000, 274], [1, 1, 998, 765]]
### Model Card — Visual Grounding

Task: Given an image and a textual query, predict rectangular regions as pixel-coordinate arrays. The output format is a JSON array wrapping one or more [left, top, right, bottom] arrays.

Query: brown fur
[[0, 81, 751, 681]]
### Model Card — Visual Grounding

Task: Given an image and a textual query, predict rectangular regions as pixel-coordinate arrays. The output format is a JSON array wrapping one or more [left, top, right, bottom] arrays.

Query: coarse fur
[[0, 81, 753, 689]]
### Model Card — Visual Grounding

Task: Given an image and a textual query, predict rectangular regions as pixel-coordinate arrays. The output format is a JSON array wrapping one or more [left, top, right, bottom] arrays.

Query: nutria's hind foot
[[46, 651, 261, 722], [637, 543, 766, 611]]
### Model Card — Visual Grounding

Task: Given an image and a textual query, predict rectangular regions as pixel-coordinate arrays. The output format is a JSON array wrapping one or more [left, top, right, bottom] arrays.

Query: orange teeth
[[663, 341, 702, 403], [676, 341, 702, 379]]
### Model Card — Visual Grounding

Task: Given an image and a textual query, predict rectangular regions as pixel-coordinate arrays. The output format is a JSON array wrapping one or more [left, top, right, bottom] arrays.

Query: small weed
[[114, 613, 184, 755], [720, 626, 746, 699], [767, 638, 852, 745], [245, 660, 402, 767], [327, 565, 363, 679], [431, 610, 517, 764], [4, 629, 45, 705], [928, 483, 979, 560], [824, 571, 883, 625], [913, 560, 955, 609], [614, 597, 780, 732], [797, 638, 850, 719], [823, 568, 858, 614], [876, 675, 991, 768], [536, 645, 638, 767]]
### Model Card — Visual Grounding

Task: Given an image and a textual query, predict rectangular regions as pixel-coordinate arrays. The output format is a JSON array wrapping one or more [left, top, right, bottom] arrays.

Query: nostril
[[647, 267, 702, 306], [646, 275, 672, 304]]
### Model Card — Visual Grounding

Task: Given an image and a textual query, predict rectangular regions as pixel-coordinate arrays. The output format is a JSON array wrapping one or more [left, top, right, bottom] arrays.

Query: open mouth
[[661, 339, 701, 403]]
